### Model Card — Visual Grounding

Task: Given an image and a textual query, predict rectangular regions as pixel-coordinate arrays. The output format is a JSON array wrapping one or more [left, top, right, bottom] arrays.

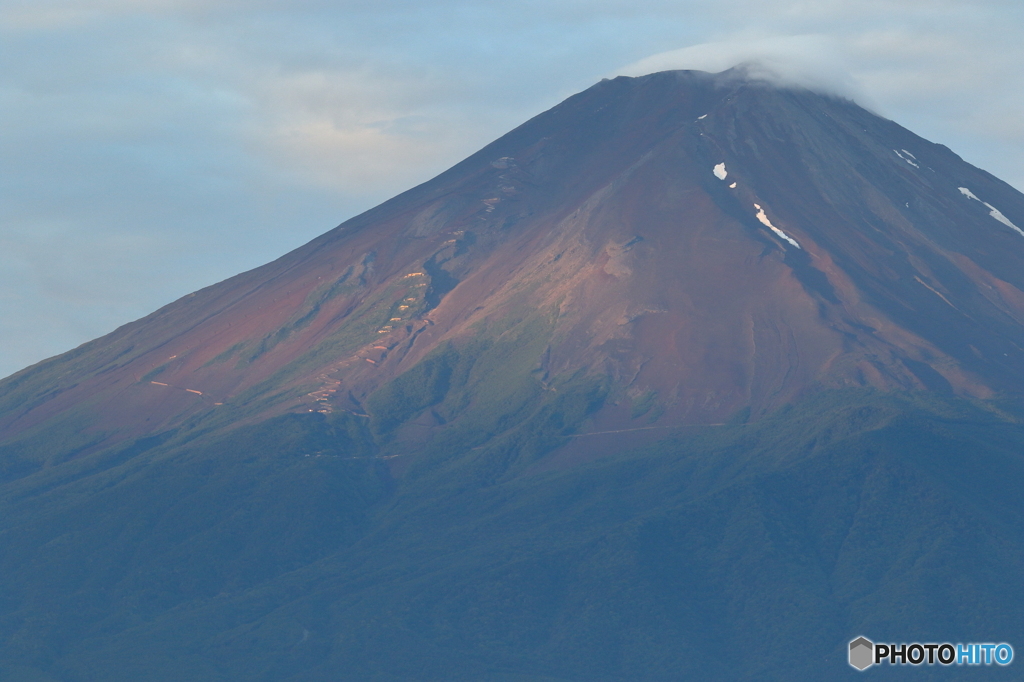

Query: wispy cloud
[[615, 34, 869, 103]]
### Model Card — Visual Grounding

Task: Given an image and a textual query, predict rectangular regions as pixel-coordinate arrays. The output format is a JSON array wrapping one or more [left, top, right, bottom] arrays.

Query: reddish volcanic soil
[[4, 68, 1024, 450]]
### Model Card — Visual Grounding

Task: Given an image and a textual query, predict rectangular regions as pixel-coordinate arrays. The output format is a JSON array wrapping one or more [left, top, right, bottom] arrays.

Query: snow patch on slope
[[959, 187, 1024, 237], [894, 149, 919, 168], [753, 204, 801, 249], [713, 163, 728, 180], [958, 187, 980, 201]]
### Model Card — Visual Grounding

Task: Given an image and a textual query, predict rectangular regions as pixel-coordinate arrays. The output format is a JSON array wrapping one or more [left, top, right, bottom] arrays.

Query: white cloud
[[615, 34, 869, 103]]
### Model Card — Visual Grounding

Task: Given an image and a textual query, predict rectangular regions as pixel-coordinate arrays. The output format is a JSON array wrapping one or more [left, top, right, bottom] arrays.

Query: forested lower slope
[[2, 388, 1021, 681]]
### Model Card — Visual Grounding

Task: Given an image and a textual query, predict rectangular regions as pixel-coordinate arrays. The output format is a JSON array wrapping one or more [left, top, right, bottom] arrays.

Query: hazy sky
[[2, 0, 1023, 379]]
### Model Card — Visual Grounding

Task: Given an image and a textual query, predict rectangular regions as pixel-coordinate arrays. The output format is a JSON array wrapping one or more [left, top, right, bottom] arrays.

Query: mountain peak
[[3, 69, 1024, 457]]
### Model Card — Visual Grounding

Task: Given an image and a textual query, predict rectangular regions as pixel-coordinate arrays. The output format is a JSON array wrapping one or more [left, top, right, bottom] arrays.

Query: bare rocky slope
[[4, 68, 1024, 453]]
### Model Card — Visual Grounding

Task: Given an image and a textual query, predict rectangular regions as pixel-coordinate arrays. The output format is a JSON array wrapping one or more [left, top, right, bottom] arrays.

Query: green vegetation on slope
[[364, 307, 610, 485], [2, 371, 1023, 682]]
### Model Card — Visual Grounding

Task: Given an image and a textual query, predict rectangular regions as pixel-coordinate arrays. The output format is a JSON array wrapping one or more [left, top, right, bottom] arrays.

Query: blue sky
[[2, 0, 1023, 379]]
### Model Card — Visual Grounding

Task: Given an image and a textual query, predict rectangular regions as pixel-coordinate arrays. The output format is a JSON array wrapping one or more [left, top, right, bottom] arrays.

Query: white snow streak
[[753, 203, 801, 249], [894, 149, 919, 168], [958, 187, 1024, 237], [713, 162, 728, 180], [697, 114, 708, 120], [984, 206, 1022, 233]]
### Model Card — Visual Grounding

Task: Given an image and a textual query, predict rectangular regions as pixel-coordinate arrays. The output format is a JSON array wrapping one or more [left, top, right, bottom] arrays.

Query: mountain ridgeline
[[2, 69, 1024, 681]]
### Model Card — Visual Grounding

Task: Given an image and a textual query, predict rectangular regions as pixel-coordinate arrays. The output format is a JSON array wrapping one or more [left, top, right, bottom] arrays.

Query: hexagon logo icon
[[849, 637, 874, 671]]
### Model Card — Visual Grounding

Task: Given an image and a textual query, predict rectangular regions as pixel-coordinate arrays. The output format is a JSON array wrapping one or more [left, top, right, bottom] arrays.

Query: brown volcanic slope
[[4, 68, 1024, 451]]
